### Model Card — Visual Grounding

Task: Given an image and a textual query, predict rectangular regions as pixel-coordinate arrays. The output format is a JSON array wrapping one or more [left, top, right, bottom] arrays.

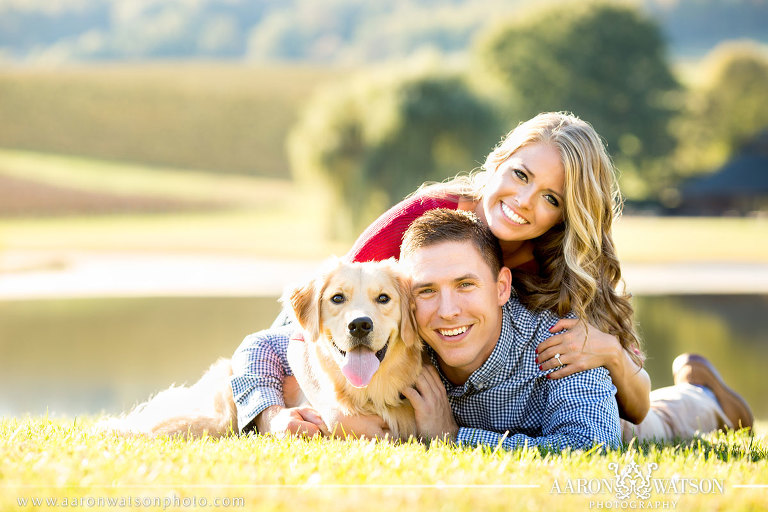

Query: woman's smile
[[500, 201, 529, 225]]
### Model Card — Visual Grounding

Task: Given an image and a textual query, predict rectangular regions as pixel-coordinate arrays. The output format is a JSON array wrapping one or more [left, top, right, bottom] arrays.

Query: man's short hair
[[400, 209, 503, 275]]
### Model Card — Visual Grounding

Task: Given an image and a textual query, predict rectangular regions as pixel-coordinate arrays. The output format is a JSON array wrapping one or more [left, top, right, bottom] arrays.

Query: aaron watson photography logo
[[550, 459, 724, 509]]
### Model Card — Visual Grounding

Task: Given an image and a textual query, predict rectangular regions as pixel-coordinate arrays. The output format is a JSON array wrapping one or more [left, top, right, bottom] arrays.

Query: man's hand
[[325, 412, 391, 440], [255, 405, 329, 437], [402, 365, 458, 442]]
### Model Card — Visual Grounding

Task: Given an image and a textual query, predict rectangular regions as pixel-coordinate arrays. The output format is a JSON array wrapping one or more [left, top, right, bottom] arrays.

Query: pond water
[[1, 295, 766, 421]]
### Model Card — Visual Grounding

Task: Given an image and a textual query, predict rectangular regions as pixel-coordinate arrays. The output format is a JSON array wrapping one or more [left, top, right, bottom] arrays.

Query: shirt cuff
[[455, 426, 503, 447], [234, 385, 285, 433]]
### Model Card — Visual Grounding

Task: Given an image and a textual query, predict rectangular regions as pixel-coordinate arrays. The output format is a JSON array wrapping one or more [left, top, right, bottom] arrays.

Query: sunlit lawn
[[3, 418, 767, 511]]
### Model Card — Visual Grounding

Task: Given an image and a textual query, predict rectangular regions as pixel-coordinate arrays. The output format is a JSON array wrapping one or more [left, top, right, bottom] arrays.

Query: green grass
[[3, 418, 767, 511]]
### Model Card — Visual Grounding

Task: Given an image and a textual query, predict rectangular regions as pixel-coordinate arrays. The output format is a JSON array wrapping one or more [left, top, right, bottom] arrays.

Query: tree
[[474, 2, 679, 199], [288, 66, 501, 237], [673, 41, 768, 177]]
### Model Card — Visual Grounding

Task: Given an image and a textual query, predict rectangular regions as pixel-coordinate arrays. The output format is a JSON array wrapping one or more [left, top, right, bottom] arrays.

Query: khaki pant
[[621, 383, 730, 442]]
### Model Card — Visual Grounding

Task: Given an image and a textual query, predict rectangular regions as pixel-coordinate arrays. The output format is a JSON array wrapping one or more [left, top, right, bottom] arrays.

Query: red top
[[347, 194, 461, 262], [346, 192, 538, 273]]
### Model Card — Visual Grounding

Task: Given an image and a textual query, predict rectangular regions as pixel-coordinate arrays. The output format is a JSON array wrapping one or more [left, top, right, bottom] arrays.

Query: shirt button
[[476, 382, 485, 390]]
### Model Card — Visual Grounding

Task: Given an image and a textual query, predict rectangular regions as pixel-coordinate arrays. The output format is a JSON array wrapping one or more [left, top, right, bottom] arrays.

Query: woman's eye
[[513, 169, 528, 182], [377, 293, 391, 304], [331, 294, 345, 304], [544, 194, 560, 207]]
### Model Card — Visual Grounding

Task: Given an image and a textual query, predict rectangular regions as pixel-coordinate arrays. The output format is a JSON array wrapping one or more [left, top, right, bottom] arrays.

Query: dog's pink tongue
[[341, 348, 380, 388]]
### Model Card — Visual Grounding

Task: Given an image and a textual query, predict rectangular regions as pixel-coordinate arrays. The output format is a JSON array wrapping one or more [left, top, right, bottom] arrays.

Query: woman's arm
[[346, 193, 460, 262], [607, 348, 651, 424], [535, 318, 651, 424]]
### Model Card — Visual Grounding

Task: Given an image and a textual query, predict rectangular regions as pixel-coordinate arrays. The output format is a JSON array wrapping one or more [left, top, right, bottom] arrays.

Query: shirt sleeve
[[229, 326, 295, 433], [346, 193, 460, 262], [455, 367, 621, 451]]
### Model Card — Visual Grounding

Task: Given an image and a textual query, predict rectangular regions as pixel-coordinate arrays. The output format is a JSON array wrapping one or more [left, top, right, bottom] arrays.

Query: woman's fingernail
[[535, 357, 539, 364], [538, 365, 542, 371]]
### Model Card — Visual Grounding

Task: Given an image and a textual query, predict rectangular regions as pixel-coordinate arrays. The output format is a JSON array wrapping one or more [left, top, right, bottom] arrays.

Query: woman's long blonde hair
[[419, 112, 643, 365]]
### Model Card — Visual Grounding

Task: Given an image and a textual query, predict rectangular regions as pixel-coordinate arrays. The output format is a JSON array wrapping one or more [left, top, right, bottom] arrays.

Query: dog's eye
[[376, 293, 391, 304], [331, 294, 345, 304]]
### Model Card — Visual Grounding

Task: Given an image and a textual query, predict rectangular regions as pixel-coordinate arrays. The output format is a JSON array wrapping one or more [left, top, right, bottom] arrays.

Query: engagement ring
[[555, 353, 563, 366]]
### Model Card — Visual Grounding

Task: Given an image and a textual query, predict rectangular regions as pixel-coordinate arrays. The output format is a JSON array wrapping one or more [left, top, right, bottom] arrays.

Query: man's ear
[[496, 266, 513, 306]]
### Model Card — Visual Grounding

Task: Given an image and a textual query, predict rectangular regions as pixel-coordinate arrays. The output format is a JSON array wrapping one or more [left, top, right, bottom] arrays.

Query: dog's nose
[[348, 316, 373, 338]]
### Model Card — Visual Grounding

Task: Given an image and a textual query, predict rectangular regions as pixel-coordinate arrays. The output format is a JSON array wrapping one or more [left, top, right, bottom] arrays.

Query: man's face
[[404, 240, 512, 385]]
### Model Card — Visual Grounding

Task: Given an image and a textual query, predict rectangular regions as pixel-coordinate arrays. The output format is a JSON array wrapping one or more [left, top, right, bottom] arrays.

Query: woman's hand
[[537, 317, 651, 424], [536, 318, 622, 379], [536, 318, 624, 379]]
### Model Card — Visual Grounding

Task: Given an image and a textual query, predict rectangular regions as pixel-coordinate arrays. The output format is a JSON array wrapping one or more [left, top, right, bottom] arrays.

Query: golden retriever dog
[[98, 258, 422, 439]]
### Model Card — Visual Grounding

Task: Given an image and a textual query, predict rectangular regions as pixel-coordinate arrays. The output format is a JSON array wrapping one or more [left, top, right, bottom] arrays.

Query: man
[[391, 210, 753, 444], [396, 208, 620, 448], [231, 209, 621, 449]]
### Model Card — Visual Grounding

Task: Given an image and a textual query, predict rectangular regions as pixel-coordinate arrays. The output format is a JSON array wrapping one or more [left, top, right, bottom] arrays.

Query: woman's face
[[481, 142, 565, 242]]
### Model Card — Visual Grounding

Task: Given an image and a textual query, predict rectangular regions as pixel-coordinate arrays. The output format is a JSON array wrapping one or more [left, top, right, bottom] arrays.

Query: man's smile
[[436, 325, 471, 339]]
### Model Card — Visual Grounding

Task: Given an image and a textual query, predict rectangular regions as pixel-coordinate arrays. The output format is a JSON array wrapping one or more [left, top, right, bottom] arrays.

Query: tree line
[[287, 2, 768, 234], [1, 0, 766, 63]]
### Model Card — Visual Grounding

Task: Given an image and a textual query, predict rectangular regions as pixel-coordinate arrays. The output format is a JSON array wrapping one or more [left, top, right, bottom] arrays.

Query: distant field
[[0, 148, 295, 208], [613, 216, 768, 263], [0, 149, 347, 260], [0, 63, 347, 178], [0, 149, 765, 263]]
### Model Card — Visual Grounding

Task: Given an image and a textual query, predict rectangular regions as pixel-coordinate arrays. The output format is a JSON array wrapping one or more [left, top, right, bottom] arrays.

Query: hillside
[[0, 63, 345, 177]]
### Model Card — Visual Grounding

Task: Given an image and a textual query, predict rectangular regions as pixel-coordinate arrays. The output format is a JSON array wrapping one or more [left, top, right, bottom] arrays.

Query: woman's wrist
[[603, 333, 625, 378]]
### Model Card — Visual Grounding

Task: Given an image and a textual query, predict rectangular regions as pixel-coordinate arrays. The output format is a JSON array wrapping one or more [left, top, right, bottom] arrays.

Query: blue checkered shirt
[[230, 325, 295, 432], [433, 293, 621, 450], [230, 293, 621, 450]]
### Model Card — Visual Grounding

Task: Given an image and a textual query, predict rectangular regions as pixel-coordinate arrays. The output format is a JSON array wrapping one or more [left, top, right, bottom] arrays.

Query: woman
[[346, 111, 649, 424]]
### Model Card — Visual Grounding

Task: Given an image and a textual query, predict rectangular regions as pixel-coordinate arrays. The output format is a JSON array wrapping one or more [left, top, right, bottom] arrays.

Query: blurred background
[[0, 0, 766, 422]]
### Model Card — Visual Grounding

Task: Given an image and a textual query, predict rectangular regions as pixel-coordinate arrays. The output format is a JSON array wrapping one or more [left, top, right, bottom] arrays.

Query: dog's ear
[[391, 263, 420, 350], [285, 257, 341, 339], [286, 277, 320, 339], [398, 279, 419, 350]]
